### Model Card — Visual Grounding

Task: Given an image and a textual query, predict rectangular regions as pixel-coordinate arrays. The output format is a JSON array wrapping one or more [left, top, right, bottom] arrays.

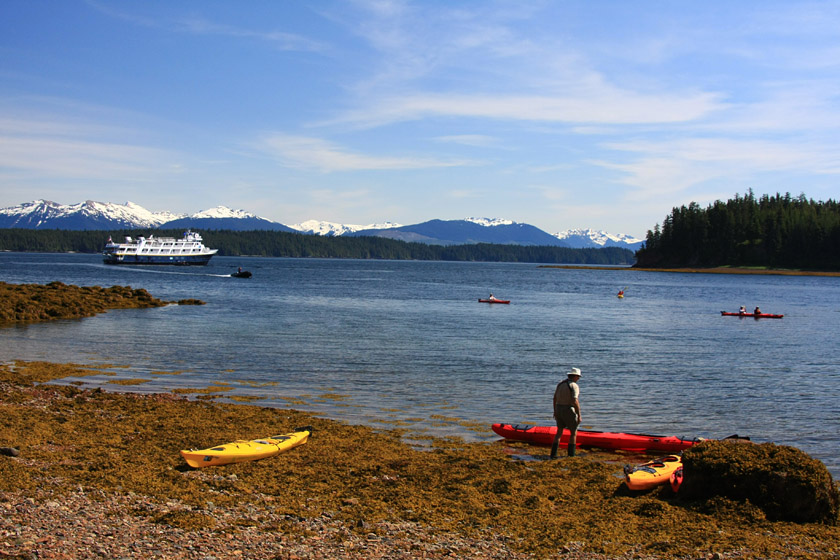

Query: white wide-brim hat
[[568, 367, 581, 377]]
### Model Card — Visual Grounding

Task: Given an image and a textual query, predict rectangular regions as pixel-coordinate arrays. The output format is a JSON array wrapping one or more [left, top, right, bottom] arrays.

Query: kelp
[[679, 440, 840, 523], [1, 361, 839, 558], [0, 281, 204, 325]]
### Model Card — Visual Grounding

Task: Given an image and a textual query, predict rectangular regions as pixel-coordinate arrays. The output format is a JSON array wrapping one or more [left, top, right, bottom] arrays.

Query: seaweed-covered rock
[[0, 281, 175, 324], [679, 440, 839, 524]]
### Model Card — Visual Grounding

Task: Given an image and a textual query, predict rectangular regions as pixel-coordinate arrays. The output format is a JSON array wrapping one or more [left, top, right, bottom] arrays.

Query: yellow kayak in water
[[180, 426, 312, 468]]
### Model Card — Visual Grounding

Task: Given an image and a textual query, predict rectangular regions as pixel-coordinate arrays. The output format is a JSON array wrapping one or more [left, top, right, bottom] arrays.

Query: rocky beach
[[1, 282, 839, 559]]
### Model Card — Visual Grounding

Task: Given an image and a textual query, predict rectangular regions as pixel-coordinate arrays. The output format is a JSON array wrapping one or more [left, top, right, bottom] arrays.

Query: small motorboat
[[231, 269, 252, 278]]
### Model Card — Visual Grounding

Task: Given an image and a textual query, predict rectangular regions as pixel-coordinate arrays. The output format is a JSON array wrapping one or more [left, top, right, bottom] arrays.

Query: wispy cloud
[[318, 2, 729, 131], [87, 1, 325, 52], [0, 135, 172, 179], [177, 18, 327, 52], [0, 103, 178, 180], [259, 134, 476, 172], [332, 91, 726, 128], [434, 134, 500, 148], [599, 136, 840, 201]]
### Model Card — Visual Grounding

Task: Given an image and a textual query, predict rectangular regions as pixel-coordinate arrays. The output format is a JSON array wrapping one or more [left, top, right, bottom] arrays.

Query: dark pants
[[550, 405, 580, 457]]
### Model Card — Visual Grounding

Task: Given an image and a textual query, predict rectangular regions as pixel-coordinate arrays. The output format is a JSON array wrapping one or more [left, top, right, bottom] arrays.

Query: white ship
[[103, 230, 218, 265]]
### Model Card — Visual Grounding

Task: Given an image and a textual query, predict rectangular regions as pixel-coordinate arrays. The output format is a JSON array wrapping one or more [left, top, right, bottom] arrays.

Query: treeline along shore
[[0, 228, 635, 265], [1, 283, 839, 559], [635, 191, 840, 271]]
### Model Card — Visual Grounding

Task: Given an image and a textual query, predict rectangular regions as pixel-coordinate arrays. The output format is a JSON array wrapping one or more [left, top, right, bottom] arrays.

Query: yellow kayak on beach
[[180, 426, 312, 468]]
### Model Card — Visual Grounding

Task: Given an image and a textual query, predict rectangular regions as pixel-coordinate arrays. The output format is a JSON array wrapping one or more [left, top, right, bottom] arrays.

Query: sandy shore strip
[[538, 265, 840, 276]]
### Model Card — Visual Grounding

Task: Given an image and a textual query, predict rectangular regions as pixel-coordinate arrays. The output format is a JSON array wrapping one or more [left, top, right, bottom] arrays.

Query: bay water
[[1, 252, 838, 477]]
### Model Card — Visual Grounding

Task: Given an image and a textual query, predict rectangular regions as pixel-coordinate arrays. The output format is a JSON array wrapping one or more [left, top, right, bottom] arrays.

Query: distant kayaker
[[617, 290, 624, 297], [550, 367, 582, 458], [489, 293, 497, 301], [754, 306, 761, 315], [739, 306, 747, 315]]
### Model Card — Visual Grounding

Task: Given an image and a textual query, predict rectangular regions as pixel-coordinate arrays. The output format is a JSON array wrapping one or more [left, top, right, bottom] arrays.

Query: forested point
[[634, 191, 840, 271], [0, 228, 635, 265]]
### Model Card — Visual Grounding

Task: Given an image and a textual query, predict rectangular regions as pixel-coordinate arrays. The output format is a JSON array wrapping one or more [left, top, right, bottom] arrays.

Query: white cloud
[[0, 135, 172, 179], [598, 136, 840, 201], [326, 90, 725, 130], [177, 18, 327, 52], [434, 134, 500, 148], [88, 1, 325, 52], [259, 134, 475, 172]]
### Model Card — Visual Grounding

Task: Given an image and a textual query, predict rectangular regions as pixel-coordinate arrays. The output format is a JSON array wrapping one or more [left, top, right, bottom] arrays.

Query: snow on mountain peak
[[86, 200, 185, 226], [553, 228, 643, 247], [192, 206, 258, 219], [290, 219, 402, 236], [464, 217, 515, 227]]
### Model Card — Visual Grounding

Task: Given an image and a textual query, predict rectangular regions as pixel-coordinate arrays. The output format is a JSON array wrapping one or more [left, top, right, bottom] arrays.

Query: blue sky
[[2, 1, 839, 237]]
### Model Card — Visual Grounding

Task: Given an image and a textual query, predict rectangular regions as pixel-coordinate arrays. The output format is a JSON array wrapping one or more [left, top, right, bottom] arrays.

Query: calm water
[[1, 252, 838, 477]]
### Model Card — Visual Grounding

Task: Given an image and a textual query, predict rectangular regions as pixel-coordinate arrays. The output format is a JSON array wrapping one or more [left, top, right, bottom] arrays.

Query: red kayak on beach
[[721, 311, 783, 318], [491, 423, 703, 453]]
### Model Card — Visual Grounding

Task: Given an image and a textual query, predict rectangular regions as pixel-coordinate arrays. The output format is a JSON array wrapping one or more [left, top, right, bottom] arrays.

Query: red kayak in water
[[478, 298, 510, 304], [491, 423, 703, 453], [721, 311, 783, 318]]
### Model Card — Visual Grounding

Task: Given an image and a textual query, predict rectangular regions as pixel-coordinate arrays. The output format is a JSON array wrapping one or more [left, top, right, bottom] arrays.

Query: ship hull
[[103, 253, 214, 265]]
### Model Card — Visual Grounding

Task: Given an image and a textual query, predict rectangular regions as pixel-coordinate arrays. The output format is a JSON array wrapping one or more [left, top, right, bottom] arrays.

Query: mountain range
[[0, 200, 644, 250]]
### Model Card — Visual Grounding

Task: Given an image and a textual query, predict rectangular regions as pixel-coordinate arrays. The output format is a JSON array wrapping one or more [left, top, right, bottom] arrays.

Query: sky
[[2, 1, 840, 238]]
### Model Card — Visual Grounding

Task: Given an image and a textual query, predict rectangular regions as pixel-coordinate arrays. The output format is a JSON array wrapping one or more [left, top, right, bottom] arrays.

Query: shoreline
[[2, 282, 839, 558], [539, 265, 840, 277], [2, 360, 839, 559]]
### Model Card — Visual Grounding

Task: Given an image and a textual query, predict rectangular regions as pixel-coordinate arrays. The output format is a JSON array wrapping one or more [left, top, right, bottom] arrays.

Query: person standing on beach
[[550, 367, 582, 458]]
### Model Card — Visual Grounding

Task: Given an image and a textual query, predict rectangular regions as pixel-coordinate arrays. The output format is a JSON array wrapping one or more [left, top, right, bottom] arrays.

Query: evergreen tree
[[635, 192, 840, 270]]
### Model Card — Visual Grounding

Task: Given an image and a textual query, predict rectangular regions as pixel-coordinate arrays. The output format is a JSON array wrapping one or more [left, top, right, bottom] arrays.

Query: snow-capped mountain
[[159, 206, 294, 232], [464, 217, 515, 227], [290, 220, 403, 236], [553, 228, 644, 251], [0, 200, 183, 229], [0, 200, 642, 250], [347, 218, 567, 246], [191, 206, 258, 220], [0, 200, 293, 232]]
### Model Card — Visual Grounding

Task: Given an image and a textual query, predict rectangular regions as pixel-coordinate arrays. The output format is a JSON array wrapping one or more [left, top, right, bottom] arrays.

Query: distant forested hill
[[635, 191, 840, 270], [0, 228, 635, 265]]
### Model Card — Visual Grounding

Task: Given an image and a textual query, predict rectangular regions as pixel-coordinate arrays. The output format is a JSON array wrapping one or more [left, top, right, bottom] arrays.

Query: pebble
[[1, 488, 559, 560]]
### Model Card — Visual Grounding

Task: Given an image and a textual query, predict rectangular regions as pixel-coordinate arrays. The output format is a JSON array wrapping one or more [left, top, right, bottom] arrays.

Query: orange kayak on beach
[[624, 455, 683, 491]]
